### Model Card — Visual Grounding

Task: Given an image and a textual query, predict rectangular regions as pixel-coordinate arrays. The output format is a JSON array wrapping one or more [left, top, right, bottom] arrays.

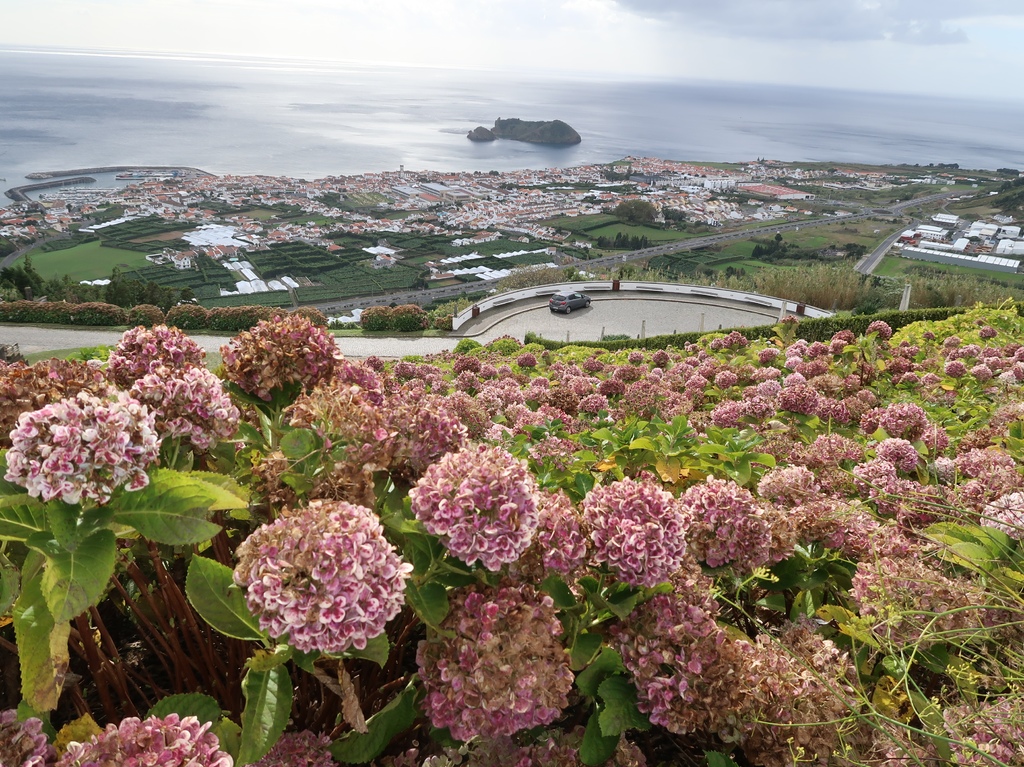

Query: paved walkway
[[457, 295, 778, 342], [0, 292, 781, 359], [0, 325, 460, 359]]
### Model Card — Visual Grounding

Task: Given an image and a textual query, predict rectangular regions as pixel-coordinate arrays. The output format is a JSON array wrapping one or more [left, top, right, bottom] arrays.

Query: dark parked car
[[548, 291, 591, 313]]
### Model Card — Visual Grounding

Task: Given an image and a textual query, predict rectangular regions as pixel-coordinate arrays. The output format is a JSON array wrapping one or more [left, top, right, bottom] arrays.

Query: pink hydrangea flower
[[944, 697, 1024, 766], [610, 584, 755, 735], [221, 314, 343, 401], [234, 500, 412, 653], [512, 489, 590, 579], [757, 465, 820, 506], [714, 370, 738, 389], [865, 320, 893, 340], [983, 492, 1024, 540], [944, 359, 968, 378], [778, 383, 819, 415], [417, 583, 573, 741], [129, 365, 240, 451], [681, 477, 772, 572], [410, 444, 539, 570], [250, 731, 333, 767], [582, 477, 691, 587], [877, 402, 929, 441], [5, 391, 159, 505], [107, 324, 206, 387], [383, 392, 468, 482], [875, 438, 921, 473], [0, 709, 55, 767], [56, 714, 232, 767]]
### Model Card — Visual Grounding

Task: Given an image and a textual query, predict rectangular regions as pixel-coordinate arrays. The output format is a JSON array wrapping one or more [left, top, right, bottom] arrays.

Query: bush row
[[525, 305, 975, 351], [360, 304, 441, 332], [0, 300, 328, 332]]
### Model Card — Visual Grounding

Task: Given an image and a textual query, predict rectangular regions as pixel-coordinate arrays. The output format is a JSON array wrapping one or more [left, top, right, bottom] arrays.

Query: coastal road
[[314, 212, 880, 314], [855, 221, 917, 275], [311, 191, 957, 314]]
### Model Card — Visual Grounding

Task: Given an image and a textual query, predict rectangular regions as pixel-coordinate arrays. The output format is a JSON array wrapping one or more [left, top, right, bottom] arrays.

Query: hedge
[[206, 306, 278, 332], [0, 300, 127, 326], [127, 304, 165, 327], [524, 306, 976, 351], [165, 304, 210, 330]]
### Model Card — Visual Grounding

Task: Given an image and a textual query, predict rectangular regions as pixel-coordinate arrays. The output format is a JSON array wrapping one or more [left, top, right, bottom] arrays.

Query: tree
[[0, 255, 45, 298], [613, 200, 657, 225]]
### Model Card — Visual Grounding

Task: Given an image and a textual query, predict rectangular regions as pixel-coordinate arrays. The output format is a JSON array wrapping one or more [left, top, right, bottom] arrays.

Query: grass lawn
[[586, 223, 694, 243], [541, 214, 619, 231], [23, 240, 153, 281], [716, 242, 758, 258], [243, 208, 281, 221], [873, 255, 1024, 288]]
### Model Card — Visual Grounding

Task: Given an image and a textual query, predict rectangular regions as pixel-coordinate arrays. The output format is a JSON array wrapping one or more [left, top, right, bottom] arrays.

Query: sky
[[1, 0, 1023, 98]]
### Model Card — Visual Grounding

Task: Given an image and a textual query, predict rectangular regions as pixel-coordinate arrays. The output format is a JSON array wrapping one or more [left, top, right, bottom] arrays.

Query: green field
[[25, 240, 153, 281], [585, 223, 694, 243], [873, 254, 1024, 287]]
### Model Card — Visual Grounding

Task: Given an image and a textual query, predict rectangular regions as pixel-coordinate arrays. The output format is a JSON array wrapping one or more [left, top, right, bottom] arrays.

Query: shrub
[[391, 304, 429, 332], [453, 338, 482, 354], [165, 304, 210, 330], [127, 304, 165, 327], [487, 335, 523, 355], [66, 302, 128, 326], [291, 306, 328, 327], [206, 306, 278, 332], [432, 313, 453, 331], [360, 306, 394, 332], [0, 300, 71, 324]]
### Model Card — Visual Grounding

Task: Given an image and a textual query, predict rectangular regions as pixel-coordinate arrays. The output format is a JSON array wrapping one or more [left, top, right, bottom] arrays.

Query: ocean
[[3, 47, 1024, 196]]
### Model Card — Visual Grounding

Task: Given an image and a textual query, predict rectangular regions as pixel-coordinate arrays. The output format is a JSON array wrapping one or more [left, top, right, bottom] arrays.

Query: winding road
[[311, 191, 956, 313]]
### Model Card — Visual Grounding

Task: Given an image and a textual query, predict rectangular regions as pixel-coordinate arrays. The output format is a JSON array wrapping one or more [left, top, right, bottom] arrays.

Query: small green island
[[467, 117, 582, 145]]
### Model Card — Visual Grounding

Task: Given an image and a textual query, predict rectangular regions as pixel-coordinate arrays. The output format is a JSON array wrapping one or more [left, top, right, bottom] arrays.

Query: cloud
[[611, 0, 1023, 43]]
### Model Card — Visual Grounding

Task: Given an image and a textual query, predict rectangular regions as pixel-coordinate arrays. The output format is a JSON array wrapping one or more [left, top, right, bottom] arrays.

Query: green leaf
[[185, 556, 264, 641], [574, 472, 596, 499], [212, 718, 241, 761], [597, 676, 651, 736], [603, 586, 641, 620], [330, 684, 417, 764], [570, 632, 605, 670], [233, 419, 269, 449], [29, 529, 116, 623], [237, 665, 293, 767], [541, 575, 577, 609], [945, 541, 996, 572], [13, 557, 70, 711], [148, 693, 223, 724], [576, 648, 625, 697], [280, 428, 319, 461], [0, 550, 19, 616], [181, 471, 250, 504], [580, 709, 619, 766], [755, 593, 787, 613], [705, 751, 742, 767], [626, 437, 657, 452], [0, 494, 47, 541], [110, 469, 247, 544], [246, 645, 294, 672], [345, 633, 390, 668], [750, 453, 777, 468], [405, 581, 449, 628]]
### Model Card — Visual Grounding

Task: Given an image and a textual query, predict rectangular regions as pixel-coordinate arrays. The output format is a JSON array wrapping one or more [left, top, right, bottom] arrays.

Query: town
[[1, 158, 1020, 314]]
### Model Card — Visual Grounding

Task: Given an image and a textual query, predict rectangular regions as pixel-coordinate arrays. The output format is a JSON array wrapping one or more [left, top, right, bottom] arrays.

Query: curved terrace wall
[[451, 281, 832, 332]]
